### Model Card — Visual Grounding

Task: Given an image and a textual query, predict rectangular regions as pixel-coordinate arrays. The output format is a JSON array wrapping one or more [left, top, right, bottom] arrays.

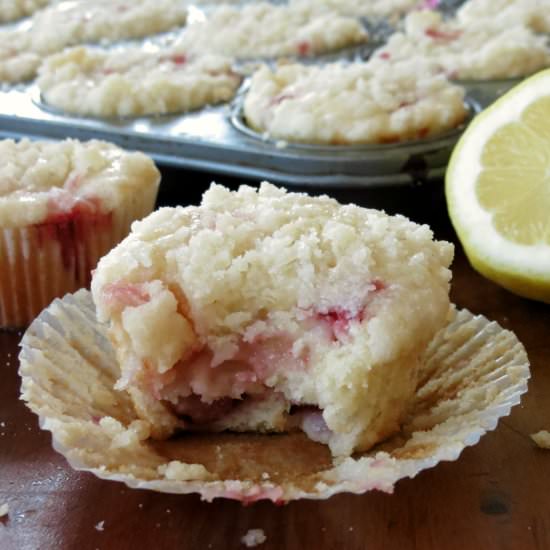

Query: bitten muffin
[[91, 182, 453, 457], [243, 59, 467, 145], [0, 139, 160, 328]]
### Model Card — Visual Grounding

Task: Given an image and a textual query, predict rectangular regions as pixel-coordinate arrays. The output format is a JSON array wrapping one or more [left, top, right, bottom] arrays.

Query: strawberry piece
[[297, 41, 311, 56], [102, 281, 150, 309], [170, 54, 187, 65], [425, 28, 462, 42]]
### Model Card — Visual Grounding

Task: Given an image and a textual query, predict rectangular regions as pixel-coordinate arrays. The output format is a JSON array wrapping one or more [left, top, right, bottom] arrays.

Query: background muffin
[[0, 138, 160, 328], [243, 59, 467, 145]]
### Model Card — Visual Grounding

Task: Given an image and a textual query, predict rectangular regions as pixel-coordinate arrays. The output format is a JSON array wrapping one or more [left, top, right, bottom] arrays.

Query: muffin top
[[243, 59, 467, 144], [0, 0, 188, 83], [0, 0, 51, 23], [0, 139, 160, 227], [289, 0, 419, 18], [172, 2, 368, 59], [457, 0, 550, 34], [38, 46, 241, 118], [373, 10, 550, 80], [26, 0, 187, 53], [92, 182, 453, 370]]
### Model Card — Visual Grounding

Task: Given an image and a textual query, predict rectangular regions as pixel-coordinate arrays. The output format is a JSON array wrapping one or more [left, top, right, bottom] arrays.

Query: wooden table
[[1, 176, 549, 550]]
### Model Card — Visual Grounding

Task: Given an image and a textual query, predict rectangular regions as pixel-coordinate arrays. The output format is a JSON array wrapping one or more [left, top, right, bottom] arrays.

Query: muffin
[[0, 31, 41, 83], [91, 182, 453, 457], [372, 10, 550, 80], [289, 0, 419, 19], [171, 2, 368, 59], [243, 59, 467, 145], [0, 138, 160, 328], [38, 46, 241, 118], [0, 0, 51, 23], [457, 0, 550, 34], [0, 0, 188, 83]]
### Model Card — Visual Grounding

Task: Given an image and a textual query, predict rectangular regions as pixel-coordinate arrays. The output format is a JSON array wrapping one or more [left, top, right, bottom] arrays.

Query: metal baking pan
[[0, 78, 486, 189], [0, 1, 507, 188]]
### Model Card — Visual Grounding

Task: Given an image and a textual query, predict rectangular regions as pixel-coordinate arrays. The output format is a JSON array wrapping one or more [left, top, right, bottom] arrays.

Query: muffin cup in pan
[[226, 93, 481, 187]]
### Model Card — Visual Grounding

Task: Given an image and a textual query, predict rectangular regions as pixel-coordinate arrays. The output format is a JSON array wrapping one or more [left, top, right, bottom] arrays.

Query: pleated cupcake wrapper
[[19, 290, 530, 502], [0, 192, 155, 328]]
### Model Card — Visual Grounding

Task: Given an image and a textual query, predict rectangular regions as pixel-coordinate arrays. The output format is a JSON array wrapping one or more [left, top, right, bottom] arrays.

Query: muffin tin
[[0, 0, 525, 187]]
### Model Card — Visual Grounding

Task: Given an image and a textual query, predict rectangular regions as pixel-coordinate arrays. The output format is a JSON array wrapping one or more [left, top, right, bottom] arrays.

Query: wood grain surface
[[0, 175, 549, 550]]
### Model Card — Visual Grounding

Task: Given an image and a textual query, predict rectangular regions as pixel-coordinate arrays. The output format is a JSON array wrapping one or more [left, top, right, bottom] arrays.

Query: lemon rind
[[446, 68, 550, 291]]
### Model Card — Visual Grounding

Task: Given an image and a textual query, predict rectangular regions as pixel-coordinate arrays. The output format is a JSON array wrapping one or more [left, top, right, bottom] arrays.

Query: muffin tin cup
[[19, 290, 530, 502], [0, 191, 156, 328], [230, 92, 479, 152]]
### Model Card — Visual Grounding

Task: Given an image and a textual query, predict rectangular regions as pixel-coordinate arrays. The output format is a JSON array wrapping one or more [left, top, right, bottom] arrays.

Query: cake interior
[[102, 276, 389, 448]]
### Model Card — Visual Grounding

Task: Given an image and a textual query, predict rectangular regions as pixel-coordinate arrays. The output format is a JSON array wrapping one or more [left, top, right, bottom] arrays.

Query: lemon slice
[[446, 69, 550, 304]]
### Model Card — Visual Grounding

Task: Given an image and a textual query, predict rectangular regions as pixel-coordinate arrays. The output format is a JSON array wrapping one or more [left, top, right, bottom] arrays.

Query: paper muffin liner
[[19, 290, 530, 502], [0, 191, 156, 328]]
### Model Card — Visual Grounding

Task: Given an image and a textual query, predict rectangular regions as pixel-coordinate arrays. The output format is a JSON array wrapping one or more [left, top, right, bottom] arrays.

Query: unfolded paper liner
[[19, 290, 530, 502], [0, 190, 155, 328]]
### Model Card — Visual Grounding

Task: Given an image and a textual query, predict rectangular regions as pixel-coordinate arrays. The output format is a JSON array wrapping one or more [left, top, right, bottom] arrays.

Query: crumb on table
[[241, 528, 267, 547], [95, 520, 105, 532], [531, 430, 550, 449], [0, 503, 9, 518]]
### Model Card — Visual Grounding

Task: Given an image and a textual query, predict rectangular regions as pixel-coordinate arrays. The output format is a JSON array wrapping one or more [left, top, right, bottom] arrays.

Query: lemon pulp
[[477, 96, 550, 246]]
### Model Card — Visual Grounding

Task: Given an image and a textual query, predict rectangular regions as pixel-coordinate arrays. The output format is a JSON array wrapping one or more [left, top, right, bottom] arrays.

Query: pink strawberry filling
[[45, 192, 103, 224], [296, 41, 311, 56], [269, 93, 297, 107], [110, 278, 386, 436], [170, 54, 187, 66], [102, 281, 150, 311], [417, 126, 430, 139], [315, 307, 363, 342], [150, 292, 385, 425], [150, 333, 304, 406], [309, 279, 386, 342], [131, 333, 305, 426], [35, 192, 112, 276], [424, 28, 463, 42]]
